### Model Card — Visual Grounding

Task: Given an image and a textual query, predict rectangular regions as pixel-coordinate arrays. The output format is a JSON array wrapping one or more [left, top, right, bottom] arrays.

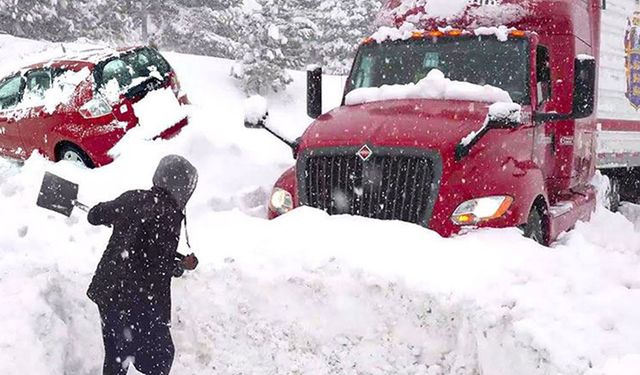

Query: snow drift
[[1, 35, 640, 375]]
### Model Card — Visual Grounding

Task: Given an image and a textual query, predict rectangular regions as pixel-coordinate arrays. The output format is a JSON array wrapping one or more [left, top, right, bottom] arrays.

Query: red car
[[0, 46, 189, 168]]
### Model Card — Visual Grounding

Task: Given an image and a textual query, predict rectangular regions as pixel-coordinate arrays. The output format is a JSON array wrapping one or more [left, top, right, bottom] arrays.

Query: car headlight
[[269, 188, 293, 214], [451, 196, 514, 225]]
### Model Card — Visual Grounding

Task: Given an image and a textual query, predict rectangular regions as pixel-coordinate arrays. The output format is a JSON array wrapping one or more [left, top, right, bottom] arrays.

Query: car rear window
[[95, 47, 172, 94]]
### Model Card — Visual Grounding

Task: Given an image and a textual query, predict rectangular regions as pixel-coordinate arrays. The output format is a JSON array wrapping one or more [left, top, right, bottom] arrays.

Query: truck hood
[[299, 99, 491, 153]]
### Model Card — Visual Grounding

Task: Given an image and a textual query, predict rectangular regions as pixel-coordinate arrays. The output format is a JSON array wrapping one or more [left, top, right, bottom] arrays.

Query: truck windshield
[[347, 36, 530, 104]]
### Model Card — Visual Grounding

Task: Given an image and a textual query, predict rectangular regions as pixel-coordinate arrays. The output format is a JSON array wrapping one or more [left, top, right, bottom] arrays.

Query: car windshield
[[347, 36, 530, 104], [95, 47, 171, 93]]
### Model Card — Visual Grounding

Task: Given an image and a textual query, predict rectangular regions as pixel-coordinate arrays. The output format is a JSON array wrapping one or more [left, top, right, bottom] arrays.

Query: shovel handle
[[72, 200, 90, 212]]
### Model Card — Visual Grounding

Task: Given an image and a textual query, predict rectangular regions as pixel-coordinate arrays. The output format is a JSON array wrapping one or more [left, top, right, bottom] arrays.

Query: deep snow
[[1, 35, 640, 375]]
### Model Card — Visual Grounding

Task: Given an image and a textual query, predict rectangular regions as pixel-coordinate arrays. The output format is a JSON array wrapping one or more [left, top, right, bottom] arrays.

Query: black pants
[[99, 306, 175, 375]]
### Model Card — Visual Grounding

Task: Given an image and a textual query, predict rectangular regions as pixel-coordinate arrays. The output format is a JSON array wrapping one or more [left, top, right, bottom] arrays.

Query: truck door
[[0, 74, 26, 159], [532, 44, 556, 180]]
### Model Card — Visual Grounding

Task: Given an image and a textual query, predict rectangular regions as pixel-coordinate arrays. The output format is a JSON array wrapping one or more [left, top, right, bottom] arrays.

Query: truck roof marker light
[[362, 37, 374, 45], [510, 30, 526, 38], [411, 31, 424, 39], [447, 29, 463, 36], [428, 30, 444, 38]]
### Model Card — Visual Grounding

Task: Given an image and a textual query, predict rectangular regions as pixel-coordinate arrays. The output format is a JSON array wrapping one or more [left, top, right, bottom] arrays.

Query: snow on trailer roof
[[376, 0, 589, 37], [378, 0, 531, 28]]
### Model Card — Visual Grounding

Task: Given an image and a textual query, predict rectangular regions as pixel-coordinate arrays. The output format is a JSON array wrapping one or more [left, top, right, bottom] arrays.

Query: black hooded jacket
[[87, 156, 198, 323]]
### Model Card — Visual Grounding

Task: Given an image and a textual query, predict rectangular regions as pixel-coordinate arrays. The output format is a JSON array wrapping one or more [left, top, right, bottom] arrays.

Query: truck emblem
[[357, 145, 373, 161], [625, 10, 640, 110]]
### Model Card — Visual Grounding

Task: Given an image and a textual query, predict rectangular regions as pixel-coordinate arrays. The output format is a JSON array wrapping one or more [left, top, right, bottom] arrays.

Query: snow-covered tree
[[309, 0, 383, 74], [0, 0, 383, 92], [231, 0, 317, 94]]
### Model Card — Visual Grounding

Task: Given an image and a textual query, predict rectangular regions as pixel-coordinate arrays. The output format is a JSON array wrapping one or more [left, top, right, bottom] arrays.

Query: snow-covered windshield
[[347, 36, 530, 104]]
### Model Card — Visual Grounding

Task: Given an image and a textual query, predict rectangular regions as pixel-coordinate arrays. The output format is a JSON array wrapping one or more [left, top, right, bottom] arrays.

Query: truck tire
[[524, 208, 546, 245], [56, 144, 94, 168], [606, 176, 621, 212]]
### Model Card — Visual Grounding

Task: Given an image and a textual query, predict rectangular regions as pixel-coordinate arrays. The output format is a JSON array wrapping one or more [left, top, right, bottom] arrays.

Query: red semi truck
[[246, 0, 640, 245]]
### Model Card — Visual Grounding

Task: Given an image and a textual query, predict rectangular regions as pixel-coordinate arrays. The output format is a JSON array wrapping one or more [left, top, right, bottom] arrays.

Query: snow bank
[[1, 34, 640, 375], [108, 88, 187, 158], [345, 69, 512, 106]]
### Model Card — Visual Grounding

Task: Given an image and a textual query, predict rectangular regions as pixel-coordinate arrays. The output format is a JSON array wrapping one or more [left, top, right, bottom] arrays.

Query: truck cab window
[[0, 75, 24, 111], [348, 36, 531, 104], [353, 55, 374, 88], [536, 45, 552, 106]]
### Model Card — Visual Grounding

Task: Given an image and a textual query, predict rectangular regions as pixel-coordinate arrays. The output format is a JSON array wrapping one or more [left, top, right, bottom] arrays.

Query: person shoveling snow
[[86, 155, 199, 375]]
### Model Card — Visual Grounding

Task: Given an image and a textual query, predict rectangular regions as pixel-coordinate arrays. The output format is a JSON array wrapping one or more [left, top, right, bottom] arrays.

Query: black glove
[[172, 261, 185, 278]]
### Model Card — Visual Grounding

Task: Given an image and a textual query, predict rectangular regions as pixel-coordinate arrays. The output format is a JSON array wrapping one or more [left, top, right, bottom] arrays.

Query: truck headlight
[[269, 188, 293, 214], [451, 196, 514, 225]]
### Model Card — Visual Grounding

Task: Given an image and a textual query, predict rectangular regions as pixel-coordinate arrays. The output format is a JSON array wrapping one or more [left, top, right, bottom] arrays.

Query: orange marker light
[[510, 30, 526, 38], [411, 31, 424, 39], [362, 37, 374, 45], [428, 30, 444, 37], [447, 29, 463, 36]]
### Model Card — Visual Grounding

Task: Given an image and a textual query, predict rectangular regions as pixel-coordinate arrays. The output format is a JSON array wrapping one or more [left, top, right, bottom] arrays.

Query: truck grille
[[297, 147, 441, 227]]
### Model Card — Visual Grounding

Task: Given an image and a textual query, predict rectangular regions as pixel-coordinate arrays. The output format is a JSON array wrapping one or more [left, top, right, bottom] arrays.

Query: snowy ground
[[1, 35, 640, 375]]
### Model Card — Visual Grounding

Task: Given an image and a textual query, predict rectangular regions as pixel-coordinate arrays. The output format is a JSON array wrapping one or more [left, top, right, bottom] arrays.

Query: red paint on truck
[[267, 0, 639, 244]]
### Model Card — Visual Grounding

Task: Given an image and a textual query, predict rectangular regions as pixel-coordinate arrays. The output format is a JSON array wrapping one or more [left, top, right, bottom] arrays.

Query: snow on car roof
[[20, 45, 142, 72]]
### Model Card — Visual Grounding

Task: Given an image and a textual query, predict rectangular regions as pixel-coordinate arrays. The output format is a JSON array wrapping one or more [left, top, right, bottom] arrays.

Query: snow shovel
[[36, 172, 90, 217]]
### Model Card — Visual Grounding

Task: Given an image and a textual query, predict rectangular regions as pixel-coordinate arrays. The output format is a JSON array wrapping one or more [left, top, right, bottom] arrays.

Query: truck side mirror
[[244, 95, 269, 129], [243, 95, 299, 155], [572, 56, 596, 119], [487, 103, 523, 129], [307, 66, 322, 119]]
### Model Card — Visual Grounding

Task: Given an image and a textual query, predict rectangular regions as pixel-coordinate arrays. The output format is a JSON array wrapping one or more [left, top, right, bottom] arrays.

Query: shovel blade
[[36, 172, 79, 217]]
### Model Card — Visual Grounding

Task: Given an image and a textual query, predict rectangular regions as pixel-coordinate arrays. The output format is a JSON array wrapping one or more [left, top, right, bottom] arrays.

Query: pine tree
[[309, 0, 383, 74], [231, 0, 317, 94]]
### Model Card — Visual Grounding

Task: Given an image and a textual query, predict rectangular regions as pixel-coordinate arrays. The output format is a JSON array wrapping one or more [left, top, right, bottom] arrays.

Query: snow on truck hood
[[345, 69, 512, 106]]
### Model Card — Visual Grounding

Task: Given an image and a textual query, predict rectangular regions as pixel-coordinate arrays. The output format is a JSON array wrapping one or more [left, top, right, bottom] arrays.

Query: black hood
[[152, 155, 198, 210]]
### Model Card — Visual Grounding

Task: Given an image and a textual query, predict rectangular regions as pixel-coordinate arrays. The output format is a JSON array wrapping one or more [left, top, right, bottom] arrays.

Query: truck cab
[[248, 0, 605, 245]]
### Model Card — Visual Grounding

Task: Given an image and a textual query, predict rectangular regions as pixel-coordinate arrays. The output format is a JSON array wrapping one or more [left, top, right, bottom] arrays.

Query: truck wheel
[[56, 144, 94, 168], [524, 208, 546, 245], [606, 176, 621, 212]]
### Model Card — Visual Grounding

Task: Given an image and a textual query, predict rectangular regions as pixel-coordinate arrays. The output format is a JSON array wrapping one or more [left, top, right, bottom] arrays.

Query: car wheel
[[524, 207, 546, 245], [57, 144, 94, 168]]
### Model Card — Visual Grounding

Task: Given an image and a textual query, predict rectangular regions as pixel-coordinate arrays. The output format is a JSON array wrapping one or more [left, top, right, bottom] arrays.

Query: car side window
[[23, 69, 52, 105], [0, 75, 25, 111]]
